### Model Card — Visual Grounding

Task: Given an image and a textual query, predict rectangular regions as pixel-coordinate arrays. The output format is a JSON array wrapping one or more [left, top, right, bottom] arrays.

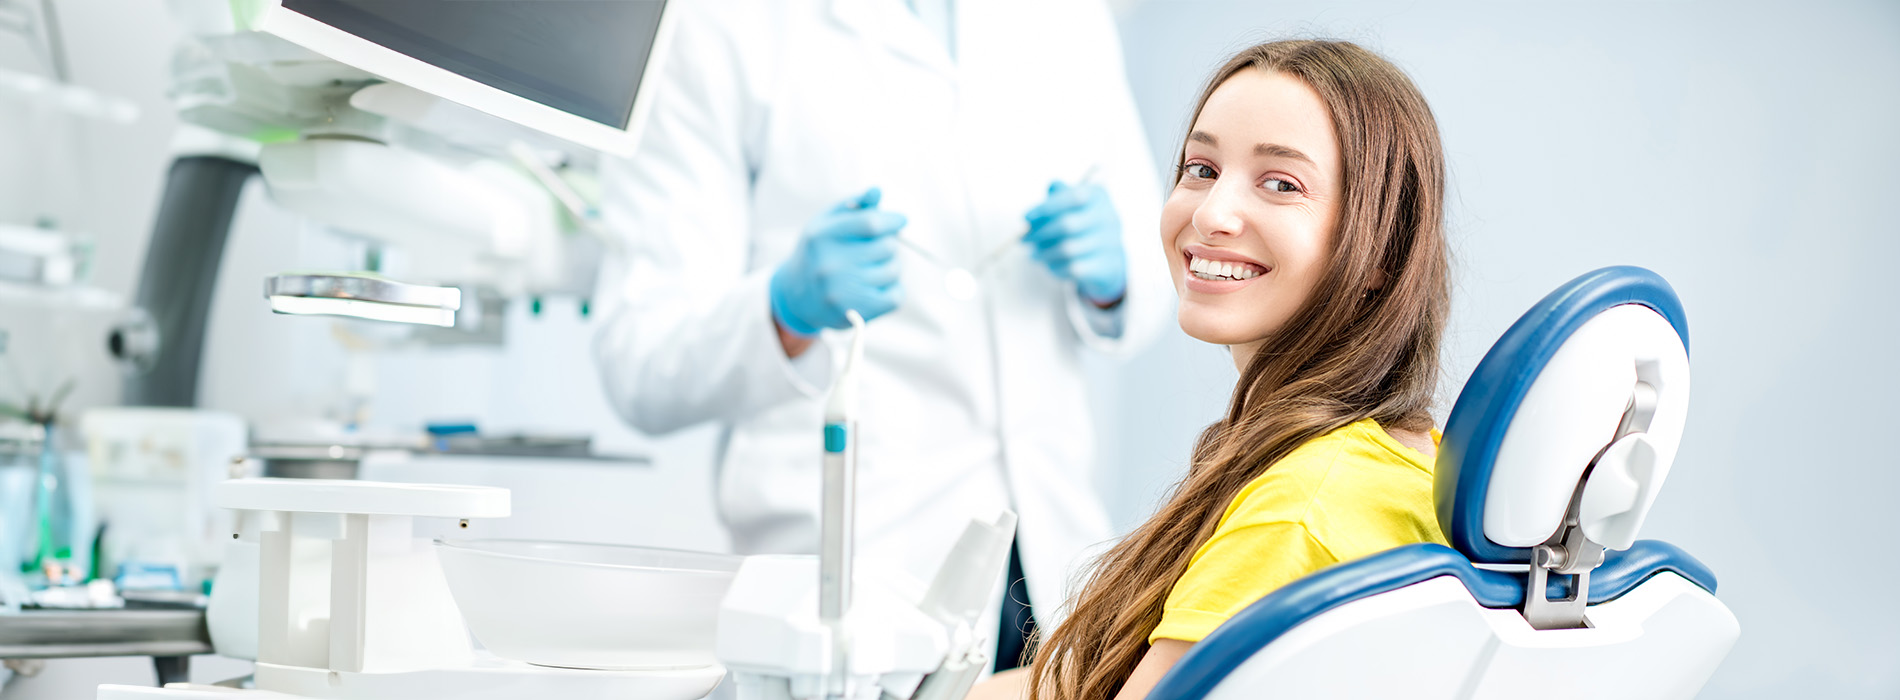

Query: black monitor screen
[[282, 0, 665, 129]]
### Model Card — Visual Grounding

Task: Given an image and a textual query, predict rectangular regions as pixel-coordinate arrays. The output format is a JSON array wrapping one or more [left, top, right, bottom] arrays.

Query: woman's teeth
[[1188, 255, 1263, 281]]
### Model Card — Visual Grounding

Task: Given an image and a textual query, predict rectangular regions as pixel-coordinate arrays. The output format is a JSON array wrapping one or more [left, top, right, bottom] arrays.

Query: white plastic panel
[[100, 660, 723, 700], [1469, 574, 1739, 700], [215, 477, 510, 518], [257, 138, 541, 255], [1206, 573, 1737, 700], [1483, 305, 1690, 548], [1203, 577, 1494, 700], [1579, 433, 1658, 550]]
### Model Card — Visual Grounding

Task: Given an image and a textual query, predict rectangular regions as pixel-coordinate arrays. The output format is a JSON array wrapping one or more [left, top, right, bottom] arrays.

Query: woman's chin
[[1176, 311, 1258, 347]]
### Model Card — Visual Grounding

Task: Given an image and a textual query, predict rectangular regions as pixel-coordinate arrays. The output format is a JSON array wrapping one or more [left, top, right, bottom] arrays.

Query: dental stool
[[1147, 266, 1739, 700]]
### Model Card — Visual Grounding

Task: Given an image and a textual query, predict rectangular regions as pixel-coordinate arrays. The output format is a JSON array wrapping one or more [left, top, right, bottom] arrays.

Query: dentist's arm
[[592, 2, 825, 434]]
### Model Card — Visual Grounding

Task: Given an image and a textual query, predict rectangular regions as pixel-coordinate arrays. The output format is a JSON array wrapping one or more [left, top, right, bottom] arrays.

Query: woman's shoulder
[[1249, 419, 1411, 483], [1220, 419, 1435, 528]]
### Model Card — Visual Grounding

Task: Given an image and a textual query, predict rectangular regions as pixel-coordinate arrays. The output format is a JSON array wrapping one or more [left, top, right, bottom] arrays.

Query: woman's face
[[1161, 68, 1343, 365]]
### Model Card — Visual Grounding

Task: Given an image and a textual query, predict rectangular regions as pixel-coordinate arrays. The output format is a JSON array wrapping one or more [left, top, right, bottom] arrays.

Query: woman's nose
[[1191, 178, 1245, 239]]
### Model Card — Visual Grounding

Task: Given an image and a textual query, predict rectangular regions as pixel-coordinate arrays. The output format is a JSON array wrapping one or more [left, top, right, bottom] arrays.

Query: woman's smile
[[1183, 245, 1270, 293]]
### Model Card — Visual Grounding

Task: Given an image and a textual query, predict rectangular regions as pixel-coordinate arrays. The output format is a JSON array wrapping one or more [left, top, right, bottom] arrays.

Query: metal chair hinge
[[1524, 487, 1604, 630], [1521, 378, 1657, 630]]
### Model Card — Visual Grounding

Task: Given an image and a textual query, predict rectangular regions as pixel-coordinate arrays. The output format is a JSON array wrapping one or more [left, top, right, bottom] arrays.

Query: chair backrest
[[1147, 267, 1738, 700]]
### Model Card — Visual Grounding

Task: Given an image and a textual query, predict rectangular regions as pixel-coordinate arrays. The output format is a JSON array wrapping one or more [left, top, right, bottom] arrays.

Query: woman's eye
[[1181, 163, 1217, 180], [1264, 177, 1301, 193]]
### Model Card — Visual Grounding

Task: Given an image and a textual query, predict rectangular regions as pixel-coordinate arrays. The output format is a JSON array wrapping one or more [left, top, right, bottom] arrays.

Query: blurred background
[[1, 0, 1895, 697]]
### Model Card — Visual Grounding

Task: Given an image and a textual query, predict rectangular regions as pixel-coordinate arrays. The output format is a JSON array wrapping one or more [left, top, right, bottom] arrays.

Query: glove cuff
[[1077, 270, 1128, 308], [769, 266, 823, 337]]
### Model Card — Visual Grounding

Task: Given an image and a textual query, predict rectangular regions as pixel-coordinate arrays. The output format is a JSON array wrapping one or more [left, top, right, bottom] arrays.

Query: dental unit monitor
[[257, 0, 673, 157]]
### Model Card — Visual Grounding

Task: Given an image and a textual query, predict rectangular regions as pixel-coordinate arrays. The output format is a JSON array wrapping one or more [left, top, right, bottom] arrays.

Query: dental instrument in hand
[[869, 193, 980, 301], [845, 189, 951, 269], [841, 188, 973, 301], [978, 163, 1101, 270], [888, 164, 1101, 302], [898, 239, 982, 302], [893, 234, 955, 269]]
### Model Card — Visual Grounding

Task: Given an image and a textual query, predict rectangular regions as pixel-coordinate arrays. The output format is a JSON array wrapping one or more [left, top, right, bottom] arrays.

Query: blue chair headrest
[[1436, 266, 1690, 565]]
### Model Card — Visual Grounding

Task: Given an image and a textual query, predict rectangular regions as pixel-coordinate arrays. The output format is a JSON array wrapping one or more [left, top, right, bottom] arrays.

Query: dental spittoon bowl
[[436, 539, 743, 670]]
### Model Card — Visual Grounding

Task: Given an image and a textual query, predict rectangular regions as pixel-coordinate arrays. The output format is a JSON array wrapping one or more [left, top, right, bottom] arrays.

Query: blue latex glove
[[770, 188, 908, 336], [1023, 181, 1126, 306]]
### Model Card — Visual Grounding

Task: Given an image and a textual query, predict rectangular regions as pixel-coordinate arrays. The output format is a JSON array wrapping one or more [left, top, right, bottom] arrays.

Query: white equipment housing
[[253, 135, 563, 297], [95, 478, 723, 700], [1145, 266, 1739, 700], [91, 482, 1015, 700], [716, 511, 1017, 700], [704, 308, 1018, 700], [162, 0, 679, 307]]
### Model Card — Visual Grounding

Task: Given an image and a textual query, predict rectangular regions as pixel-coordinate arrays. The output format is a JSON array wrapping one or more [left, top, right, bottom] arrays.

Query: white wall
[[1103, 1, 1900, 697], [1, 4, 199, 695], [0, 0, 180, 418]]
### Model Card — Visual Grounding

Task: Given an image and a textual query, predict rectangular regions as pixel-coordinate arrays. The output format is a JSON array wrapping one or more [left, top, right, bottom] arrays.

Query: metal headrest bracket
[[1523, 379, 1658, 630]]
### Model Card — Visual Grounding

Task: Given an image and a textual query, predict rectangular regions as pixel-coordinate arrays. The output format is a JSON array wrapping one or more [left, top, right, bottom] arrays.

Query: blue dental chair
[[1148, 266, 1739, 700]]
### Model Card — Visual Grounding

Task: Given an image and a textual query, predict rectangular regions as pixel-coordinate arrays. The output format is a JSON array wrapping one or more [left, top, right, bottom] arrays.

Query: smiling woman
[[1164, 64, 1344, 356], [963, 40, 1450, 700]]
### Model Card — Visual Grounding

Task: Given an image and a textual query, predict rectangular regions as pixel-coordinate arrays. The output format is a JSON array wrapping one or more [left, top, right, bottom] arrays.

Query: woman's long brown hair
[[1025, 40, 1449, 700]]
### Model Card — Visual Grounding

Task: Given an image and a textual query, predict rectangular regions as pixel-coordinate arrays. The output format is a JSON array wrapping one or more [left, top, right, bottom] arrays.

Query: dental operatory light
[[264, 272, 461, 327]]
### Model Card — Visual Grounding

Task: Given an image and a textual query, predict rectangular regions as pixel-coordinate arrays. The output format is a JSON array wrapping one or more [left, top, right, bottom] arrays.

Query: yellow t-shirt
[[1147, 418, 1448, 644]]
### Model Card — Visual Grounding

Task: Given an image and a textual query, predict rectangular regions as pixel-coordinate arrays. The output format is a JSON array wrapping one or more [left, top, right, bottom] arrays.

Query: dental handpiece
[[851, 188, 953, 268], [819, 309, 866, 696]]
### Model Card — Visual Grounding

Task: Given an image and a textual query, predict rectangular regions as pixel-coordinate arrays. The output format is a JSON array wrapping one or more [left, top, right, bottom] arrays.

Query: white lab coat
[[593, 0, 1166, 627]]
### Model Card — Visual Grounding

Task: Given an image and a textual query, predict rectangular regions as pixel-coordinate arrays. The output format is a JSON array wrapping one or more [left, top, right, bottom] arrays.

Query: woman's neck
[[1230, 341, 1437, 458], [1386, 426, 1436, 458], [1229, 340, 1265, 371]]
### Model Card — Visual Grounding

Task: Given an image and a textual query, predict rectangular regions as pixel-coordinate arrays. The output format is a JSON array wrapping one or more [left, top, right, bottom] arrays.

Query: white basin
[[436, 539, 742, 670]]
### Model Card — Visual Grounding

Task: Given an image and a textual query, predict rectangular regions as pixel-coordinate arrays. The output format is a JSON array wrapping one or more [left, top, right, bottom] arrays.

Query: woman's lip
[[1180, 246, 1269, 294], [1183, 244, 1268, 271]]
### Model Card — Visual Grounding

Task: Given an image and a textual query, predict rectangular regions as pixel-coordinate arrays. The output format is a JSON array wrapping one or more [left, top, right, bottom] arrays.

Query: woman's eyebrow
[[1187, 131, 1314, 166], [1254, 143, 1313, 165]]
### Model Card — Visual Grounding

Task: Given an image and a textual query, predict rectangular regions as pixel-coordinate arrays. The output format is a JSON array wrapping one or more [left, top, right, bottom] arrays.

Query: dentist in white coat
[[593, 0, 1165, 669]]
